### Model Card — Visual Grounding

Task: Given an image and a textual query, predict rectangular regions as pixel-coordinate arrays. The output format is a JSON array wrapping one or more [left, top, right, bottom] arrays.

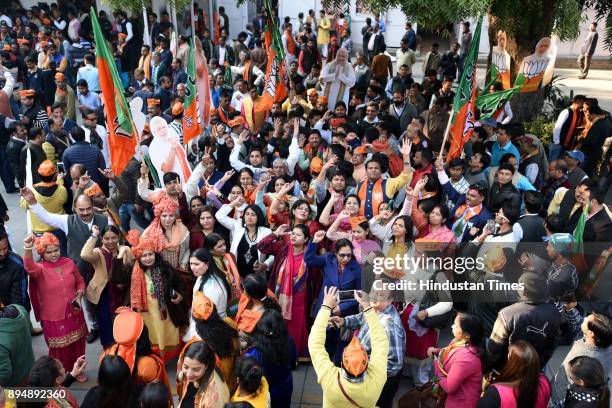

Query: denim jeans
[[119, 203, 149, 232]]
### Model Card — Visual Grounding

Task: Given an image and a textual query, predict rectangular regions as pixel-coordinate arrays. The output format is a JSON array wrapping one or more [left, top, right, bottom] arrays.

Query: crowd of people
[[0, 2, 611, 408]]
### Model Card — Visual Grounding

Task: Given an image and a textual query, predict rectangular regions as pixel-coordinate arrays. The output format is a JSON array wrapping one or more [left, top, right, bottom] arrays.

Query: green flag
[[263, 0, 286, 62], [182, 39, 201, 145], [475, 87, 520, 120]]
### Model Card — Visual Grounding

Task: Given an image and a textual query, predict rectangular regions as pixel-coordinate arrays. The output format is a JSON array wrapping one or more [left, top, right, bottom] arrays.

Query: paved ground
[[1, 57, 605, 405]]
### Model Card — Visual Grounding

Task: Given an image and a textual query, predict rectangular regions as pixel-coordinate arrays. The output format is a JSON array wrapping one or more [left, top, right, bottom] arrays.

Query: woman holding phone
[[23, 233, 88, 379]]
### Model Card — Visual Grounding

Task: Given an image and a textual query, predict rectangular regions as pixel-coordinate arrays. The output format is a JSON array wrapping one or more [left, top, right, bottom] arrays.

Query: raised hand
[[23, 233, 35, 248], [20, 187, 37, 205], [274, 224, 290, 237], [91, 225, 100, 238], [221, 169, 236, 181], [415, 175, 428, 191], [312, 230, 327, 244], [78, 173, 91, 190], [322, 286, 339, 309], [238, 129, 249, 145], [400, 138, 413, 159], [98, 168, 116, 180]]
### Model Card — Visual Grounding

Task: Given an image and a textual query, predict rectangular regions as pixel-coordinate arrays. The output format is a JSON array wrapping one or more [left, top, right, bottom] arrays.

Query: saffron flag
[[261, 0, 288, 109], [194, 37, 211, 129], [183, 39, 201, 144], [91, 7, 138, 175], [213, 0, 220, 45], [446, 15, 483, 162], [475, 86, 520, 121]]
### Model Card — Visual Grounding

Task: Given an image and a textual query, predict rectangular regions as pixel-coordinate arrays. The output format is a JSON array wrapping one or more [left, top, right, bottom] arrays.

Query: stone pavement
[[1, 185, 573, 406]]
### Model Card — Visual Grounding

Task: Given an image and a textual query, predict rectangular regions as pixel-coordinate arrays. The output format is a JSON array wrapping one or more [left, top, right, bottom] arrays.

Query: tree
[[328, 0, 606, 120], [100, 0, 192, 13]]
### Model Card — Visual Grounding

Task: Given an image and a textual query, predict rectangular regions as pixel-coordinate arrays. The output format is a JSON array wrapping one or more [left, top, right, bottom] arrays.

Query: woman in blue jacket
[[305, 230, 362, 363]]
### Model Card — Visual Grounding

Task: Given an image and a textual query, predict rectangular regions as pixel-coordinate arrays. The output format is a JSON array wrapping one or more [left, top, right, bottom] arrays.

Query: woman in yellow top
[[177, 341, 230, 408], [308, 286, 389, 407], [231, 357, 271, 408]]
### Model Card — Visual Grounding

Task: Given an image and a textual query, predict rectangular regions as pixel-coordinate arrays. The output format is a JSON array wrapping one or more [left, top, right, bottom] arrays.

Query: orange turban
[[228, 116, 246, 128], [342, 336, 369, 376], [84, 183, 103, 197], [19, 89, 35, 98], [153, 195, 178, 218], [349, 216, 367, 230], [307, 88, 318, 97], [330, 117, 347, 128], [54, 72, 65, 81], [34, 232, 60, 256], [353, 146, 367, 155], [118, 33, 127, 39], [172, 102, 184, 115], [310, 156, 323, 173], [192, 292, 214, 320], [17, 38, 30, 45], [317, 95, 328, 104], [37, 160, 56, 177], [99, 307, 144, 372], [147, 98, 160, 106]]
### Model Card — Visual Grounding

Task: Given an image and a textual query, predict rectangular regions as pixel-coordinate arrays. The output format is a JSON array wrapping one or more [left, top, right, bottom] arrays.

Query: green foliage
[[361, 0, 489, 32], [552, 0, 584, 40], [542, 75, 572, 121], [100, 0, 192, 13], [523, 115, 555, 145]]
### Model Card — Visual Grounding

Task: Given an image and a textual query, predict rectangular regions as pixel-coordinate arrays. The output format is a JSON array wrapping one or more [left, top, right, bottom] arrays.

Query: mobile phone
[[57, 162, 65, 173], [171, 289, 178, 299], [337, 290, 356, 302], [486, 219, 496, 235]]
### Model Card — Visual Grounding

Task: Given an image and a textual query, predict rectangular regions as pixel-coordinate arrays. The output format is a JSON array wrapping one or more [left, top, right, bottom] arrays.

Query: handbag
[[418, 270, 456, 330], [397, 381, 446, 408], [337, 372, 364, 408]]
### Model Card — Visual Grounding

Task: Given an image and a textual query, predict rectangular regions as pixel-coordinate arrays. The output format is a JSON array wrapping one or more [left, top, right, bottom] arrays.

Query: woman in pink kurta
[[257, 224, 310, 356], [427, 313, 484, 408], [23, 233, 87, 375]]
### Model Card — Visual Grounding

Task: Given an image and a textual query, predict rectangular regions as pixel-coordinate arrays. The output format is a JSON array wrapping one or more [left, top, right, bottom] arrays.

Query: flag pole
[[142, 0, 150, 47], [438, 108, 454, 161], [191, 0, 196, 40]]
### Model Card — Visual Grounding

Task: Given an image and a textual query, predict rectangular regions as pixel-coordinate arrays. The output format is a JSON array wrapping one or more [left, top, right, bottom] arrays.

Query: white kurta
[[319, 60, 356, 110]]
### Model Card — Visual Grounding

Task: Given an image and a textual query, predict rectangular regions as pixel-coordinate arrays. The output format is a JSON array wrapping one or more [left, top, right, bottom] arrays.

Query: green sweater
[[308, 306, 389, 408], [0, 305, 35, 386]]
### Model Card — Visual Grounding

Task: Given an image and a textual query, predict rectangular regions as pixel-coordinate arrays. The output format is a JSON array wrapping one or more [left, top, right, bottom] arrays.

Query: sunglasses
[[337, 253, 353, 259]]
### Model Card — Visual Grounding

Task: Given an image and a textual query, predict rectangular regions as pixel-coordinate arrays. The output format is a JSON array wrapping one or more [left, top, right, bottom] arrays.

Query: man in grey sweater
[[578, 22, 599, 79]]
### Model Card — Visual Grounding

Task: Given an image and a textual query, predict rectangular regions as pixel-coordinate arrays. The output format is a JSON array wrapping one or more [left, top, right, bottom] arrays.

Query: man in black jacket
[[487, 163, 521, 213], [487, 271, 561, 370], [6, 123, 27, 188], [0, 228, 29, 311]]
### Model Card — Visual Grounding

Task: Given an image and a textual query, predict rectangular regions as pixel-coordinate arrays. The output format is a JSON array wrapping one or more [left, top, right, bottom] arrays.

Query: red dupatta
[[275, 244, 306, 320]]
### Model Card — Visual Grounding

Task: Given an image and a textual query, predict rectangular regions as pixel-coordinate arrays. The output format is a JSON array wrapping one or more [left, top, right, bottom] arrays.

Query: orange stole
[[242, 97, 267, 132], [356, 178, 386, 217], [235, 290, 278, 334]]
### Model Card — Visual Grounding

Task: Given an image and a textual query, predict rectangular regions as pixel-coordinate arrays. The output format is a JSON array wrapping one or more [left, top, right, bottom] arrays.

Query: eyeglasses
[[337, 253, 353, 258]]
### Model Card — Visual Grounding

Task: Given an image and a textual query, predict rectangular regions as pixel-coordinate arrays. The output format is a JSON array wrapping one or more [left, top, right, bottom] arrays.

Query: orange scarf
[[285, 31, 297, 55], [130, 261, 149, 312], [243, 60, 252, 82], [235, 290, 278, 333]]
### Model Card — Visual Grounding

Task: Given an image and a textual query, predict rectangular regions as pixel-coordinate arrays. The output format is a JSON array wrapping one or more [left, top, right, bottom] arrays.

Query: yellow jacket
[[308, 307, 389, 408], [231, 376, 271, 408], [318, 17, 331, 45], [19, 185, 68, 233]]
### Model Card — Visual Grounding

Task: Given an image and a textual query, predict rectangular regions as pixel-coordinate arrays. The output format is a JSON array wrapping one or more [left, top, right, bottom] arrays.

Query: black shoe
[[86, 328, 99, 343]]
